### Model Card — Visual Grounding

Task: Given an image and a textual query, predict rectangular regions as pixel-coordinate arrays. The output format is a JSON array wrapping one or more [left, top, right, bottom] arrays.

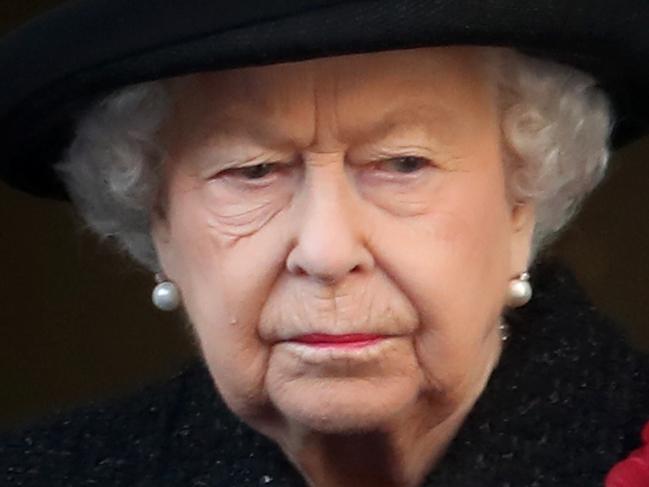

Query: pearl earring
[[507, 272, 532, 308], [152, 272, 181, 311]]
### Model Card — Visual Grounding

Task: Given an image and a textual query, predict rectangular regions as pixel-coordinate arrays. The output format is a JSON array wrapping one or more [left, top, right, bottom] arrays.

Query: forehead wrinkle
[[308, 61, 343, 152], [185, 65, 318, 151]]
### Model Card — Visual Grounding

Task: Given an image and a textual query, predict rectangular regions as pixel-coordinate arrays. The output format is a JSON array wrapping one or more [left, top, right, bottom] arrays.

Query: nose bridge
[[286, 154, 372, 282]]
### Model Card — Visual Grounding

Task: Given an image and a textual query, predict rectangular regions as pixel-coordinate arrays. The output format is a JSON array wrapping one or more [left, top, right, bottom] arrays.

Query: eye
[[377, 156, 430, 174], [221, 162, 279, 180]]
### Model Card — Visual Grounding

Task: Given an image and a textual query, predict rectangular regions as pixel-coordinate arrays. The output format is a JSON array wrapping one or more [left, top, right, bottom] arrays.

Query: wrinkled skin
[[152, 46, 535, 486]]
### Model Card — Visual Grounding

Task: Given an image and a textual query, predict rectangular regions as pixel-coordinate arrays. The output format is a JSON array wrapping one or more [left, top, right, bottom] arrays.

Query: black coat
[[2, 260, 649, 486]]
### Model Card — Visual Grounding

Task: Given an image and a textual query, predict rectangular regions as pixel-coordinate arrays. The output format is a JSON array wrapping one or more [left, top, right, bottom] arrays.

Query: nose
[[286, 156, 374, 284]]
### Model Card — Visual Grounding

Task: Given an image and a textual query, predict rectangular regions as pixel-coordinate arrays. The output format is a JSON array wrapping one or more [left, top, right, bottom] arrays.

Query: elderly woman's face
[[153, 47, 534, 435]]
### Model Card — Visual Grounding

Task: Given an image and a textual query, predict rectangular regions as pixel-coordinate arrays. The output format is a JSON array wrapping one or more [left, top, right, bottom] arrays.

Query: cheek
[[164, 179, 292, 415], [374, 172, 511, 307], [369, 172, 511, 397]]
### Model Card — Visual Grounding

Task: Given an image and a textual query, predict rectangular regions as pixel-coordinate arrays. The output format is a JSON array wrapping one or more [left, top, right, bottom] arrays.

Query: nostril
[[286, 237, 374, 282], [287, 261, 306, 277]]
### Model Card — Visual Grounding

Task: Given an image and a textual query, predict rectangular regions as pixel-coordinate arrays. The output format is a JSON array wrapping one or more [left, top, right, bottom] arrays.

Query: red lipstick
[[291, 333, 384, 348]]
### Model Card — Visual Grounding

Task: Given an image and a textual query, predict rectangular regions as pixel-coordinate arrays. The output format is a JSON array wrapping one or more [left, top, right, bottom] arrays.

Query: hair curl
[[55, 47, 612, 271]]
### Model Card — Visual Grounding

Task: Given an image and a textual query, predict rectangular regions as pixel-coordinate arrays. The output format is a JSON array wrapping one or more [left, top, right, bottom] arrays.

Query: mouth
[[278, 334, 399, 364], [288, 333, 386, 348]]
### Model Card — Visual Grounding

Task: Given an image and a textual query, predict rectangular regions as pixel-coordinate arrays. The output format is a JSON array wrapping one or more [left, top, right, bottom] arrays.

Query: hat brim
[[0, 0, 647, 200]]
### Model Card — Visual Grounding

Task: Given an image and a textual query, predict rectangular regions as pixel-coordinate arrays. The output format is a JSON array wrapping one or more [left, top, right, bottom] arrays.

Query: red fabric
[[606, 422, 649, 487]]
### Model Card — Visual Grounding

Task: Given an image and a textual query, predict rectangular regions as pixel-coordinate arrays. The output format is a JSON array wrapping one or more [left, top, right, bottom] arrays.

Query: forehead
[[165, 46, 495, 146]]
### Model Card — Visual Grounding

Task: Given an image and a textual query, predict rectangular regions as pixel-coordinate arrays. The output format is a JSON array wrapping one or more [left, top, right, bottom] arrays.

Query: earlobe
[[151, 212, 171, 245], [150, 212, 176, 277], [511, 202, 535, 233], [509, 201, 536, 273]]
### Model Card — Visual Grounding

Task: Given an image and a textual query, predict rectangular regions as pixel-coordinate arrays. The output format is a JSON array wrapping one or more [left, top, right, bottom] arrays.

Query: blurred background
[[2, 0, 649, 430]]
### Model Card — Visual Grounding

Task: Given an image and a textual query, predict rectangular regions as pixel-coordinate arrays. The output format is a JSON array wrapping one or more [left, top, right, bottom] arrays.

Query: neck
[[276, 395, 476, 487]]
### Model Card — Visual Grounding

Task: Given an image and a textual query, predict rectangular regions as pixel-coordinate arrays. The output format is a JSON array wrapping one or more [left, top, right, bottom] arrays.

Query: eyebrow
[[354, 104, 462, 146], [206, 113, 301, 149]]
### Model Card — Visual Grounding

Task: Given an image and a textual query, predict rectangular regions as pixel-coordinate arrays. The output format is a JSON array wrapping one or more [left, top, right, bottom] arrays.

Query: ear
[[509, 201, 536, 276], [150, 208, 178, 279]]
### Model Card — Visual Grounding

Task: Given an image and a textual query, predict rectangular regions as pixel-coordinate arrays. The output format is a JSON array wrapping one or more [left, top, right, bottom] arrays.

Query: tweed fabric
[[0, 0, 647, 200], [1, 259, 648, 486]]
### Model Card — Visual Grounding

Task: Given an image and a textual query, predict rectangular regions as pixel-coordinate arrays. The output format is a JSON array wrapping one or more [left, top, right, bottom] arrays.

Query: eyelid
[[219, 162, 281, 180], [348, 145, 438, 164], [208, 155, 297, 177]]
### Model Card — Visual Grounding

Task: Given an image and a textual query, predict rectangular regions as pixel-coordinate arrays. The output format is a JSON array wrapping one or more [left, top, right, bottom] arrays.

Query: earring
[[152, 272, 181, 311], [499, 319, 510, 342], [507, 272, 532, 308]]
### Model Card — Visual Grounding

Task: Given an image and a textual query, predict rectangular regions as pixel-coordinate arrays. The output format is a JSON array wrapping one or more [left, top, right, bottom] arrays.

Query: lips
[[289, 333, 385, 348]]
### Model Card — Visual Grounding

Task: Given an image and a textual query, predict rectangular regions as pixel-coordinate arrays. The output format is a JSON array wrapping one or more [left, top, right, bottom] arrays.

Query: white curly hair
[[54, 46, 612, 272]]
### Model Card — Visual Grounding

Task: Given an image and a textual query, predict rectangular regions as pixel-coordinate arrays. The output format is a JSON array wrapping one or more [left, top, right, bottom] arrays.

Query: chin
[[267, 375, 421, 433]]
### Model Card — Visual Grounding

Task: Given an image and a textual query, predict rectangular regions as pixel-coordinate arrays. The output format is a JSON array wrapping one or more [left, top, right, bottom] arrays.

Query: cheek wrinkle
[[207, 199, 285, 240]]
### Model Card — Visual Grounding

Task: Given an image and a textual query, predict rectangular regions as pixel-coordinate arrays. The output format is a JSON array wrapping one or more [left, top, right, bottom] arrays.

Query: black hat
[[0, 0, 647, 200]]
